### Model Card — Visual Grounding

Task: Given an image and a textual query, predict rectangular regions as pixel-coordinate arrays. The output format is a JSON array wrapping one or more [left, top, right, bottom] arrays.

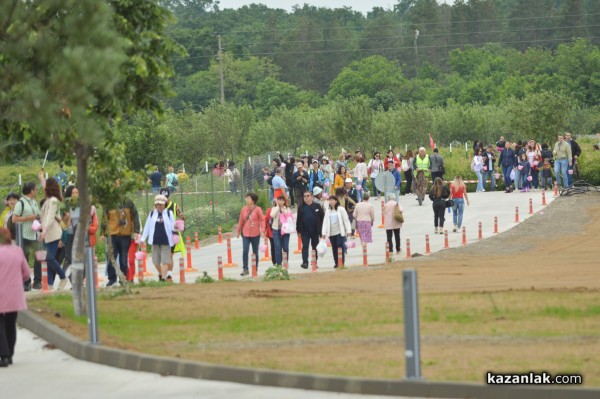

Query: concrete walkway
[[6, 328, 419, 399], [90, 189, 555, 284]]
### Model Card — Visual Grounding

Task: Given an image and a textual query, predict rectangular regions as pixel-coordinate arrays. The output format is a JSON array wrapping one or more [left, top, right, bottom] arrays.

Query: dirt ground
[[33, 192, 600, 385]]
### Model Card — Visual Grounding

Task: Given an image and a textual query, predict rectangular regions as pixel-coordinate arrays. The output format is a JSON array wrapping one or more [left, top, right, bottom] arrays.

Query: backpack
[[6, 199, 25, 240], [169, 173, 179, 187]]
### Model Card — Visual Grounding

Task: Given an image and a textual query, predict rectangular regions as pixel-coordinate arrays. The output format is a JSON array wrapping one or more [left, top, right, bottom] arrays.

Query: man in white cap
[[140, 194, 177, 282]]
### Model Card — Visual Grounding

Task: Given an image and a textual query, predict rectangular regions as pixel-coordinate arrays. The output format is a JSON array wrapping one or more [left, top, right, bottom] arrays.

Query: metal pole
[[403, 269, 421, 379], [85, 247, 99, 344], [210, 168, 216, 227], [218, 34, 225, 104], [414, 30, 419, 77]]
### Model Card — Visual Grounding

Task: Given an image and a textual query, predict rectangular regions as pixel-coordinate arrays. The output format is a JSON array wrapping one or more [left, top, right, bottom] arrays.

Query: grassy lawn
[[30, 283, 600, 385]]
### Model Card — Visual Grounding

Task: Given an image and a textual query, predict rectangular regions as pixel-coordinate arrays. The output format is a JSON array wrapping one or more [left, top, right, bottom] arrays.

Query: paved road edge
[[18, 309, 598, 399]]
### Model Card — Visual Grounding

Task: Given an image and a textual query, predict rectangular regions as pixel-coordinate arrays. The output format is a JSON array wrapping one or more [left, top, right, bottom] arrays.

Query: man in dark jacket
[[482, 145, 497, 191], [296, 191, 324, 269], [565, 132, 581, 186], [292, 162, 309, 210], [498, 142, 517, 193]]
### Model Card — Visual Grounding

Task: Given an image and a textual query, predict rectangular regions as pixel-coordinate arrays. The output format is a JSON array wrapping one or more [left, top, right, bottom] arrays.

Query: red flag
[[429, 134, 436, 150]]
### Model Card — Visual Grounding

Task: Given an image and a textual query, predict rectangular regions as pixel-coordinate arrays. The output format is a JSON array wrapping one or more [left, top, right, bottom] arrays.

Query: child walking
[[541, 158, 554, 190], [518, 153, 531, 192]]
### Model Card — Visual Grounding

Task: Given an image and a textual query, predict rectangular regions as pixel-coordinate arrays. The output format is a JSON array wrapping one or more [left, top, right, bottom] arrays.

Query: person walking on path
[[100, 181, 141, 287], [498, 141, 517, 193], [482, 146, 496, 191], [0, 228, 30, 367], [367, 152, 384, 199], [472, 148, 485, 192], [39, 178, 68, 290], [296, 191, 324, 269], [147, 166, 163, 195], [429, 177, 450, 234], [450, 176, 470, 232], [429, 148, 445, 182], [236, 193, 264, 276], [322, 196, 352, 268], [11, 183, 42, 289], [382, 193, 403, 255], [552, 134, 572, 189], [413, 147, 430, 205], [140, 195, 177, 281], [565, 132, 581, 186], [402, 150, 414, 195], [268, 196, 292, 266], [353, 192, 374, 245]]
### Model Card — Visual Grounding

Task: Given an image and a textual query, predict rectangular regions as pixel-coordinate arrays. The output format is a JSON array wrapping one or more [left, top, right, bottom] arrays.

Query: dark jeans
[[22, 239, 42, 284], [45, 239, 65, 286], [272, 230, 290, 266], [0, 312, 18, 358], [64, 232, 75, 273], [301, 233, 320, 265], [229, 181, 238, 194], [502, 165, 513, 189], [431, 171, 444, 182], [386, 229, 401, 252], [242, 235, 260, 271], [404, 170, 413, 194], [432, 201, 446, 228], [107, 235, 131, 283], [268, 236, 276, 265], [329, 234, 346, 266]]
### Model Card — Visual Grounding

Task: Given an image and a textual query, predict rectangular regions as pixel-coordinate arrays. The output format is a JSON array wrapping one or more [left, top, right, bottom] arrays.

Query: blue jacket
[[499, 149, 517, 168], [390, 168, 401, 189], [518, 160, 531, 176], [308, 169, 324, 191]]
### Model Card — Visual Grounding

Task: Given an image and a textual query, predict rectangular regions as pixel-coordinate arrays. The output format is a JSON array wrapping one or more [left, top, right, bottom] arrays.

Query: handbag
[[393, 204, 404, 223], [445, 199, 454, 208]]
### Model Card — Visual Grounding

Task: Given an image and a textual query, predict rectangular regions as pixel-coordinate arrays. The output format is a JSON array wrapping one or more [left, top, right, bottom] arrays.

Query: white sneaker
[[482, 189, 486, 192], [57, 278, 68, 291]]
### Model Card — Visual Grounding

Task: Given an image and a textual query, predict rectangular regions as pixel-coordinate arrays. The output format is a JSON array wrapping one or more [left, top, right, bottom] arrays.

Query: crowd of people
[[0, 132, 585, 288]]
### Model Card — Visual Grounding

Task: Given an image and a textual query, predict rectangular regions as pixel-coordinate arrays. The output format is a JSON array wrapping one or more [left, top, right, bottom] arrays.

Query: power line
[[173, 35, 600, 62], [182, 22, 600, 51], [168, 12, 600, 38]]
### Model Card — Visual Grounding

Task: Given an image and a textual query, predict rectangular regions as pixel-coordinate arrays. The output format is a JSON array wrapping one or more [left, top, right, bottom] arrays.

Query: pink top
[[353, 202, 375, 222], [0, 245, 30, 313], [383, 201, 403, 230], [237, 205, 265, 238]]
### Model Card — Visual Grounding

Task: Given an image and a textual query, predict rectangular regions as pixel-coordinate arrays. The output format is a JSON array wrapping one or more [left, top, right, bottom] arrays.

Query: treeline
[[116, 92, 599, 175], [164, 0, 600, 109]]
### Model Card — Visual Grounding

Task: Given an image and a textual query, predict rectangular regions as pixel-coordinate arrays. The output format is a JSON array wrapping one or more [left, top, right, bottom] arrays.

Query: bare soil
[[32, 193, 600, 385]]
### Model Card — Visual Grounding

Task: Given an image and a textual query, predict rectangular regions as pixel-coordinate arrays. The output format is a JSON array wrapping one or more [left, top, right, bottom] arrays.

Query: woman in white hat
[[141, 194, 177, 282]]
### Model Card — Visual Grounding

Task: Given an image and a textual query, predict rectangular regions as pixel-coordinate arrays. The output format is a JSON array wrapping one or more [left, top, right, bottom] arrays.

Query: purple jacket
[[0, 245, 30, 313]]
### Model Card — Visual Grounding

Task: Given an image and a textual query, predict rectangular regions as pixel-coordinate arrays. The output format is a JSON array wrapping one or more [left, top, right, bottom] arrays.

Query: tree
[[201, 101, 255, 162], [328, 55, 406, 100], [508, 91, 573, 144], [0, 0, 183, 315]]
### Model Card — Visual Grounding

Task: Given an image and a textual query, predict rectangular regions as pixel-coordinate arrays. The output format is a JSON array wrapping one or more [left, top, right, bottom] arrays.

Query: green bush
[[263, 265, 290, 281]]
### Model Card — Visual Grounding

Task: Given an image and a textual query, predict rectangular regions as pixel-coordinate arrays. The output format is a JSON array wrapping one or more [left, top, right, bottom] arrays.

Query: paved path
[[6, 328, 420, 399], [98, 189, 554, 283], [39, 189, 554, 288]]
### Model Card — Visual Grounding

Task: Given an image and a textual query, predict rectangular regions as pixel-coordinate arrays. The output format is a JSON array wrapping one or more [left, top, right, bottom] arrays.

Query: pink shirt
[[353, 202, 375, 222], [237, 206, 265, 238], [383, 201, 403, 230], [0, 245, 30, 313]]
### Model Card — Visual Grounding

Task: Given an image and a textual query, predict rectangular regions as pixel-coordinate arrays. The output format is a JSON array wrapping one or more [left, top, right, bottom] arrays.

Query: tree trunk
[[72, 141, 92, 316]]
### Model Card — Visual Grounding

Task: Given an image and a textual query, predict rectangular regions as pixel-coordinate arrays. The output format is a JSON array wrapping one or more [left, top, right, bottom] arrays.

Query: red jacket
[[384, 156, 401, 170]]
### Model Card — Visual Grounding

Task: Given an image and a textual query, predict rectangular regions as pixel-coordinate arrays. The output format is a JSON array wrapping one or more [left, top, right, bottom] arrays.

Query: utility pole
[[414, 29, 419, 77], [218, 34, 225, 104]]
